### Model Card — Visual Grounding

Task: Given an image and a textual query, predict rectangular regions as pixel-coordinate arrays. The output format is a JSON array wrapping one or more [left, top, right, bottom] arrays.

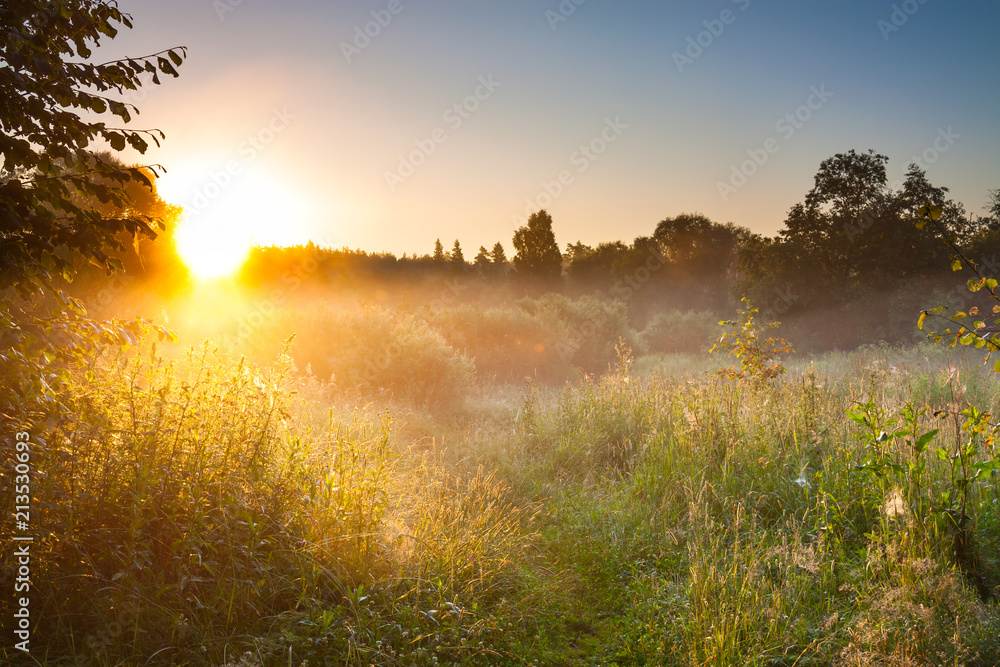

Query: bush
[[423, 303, 573, 383], [518, 293, 638, 375], [242, 303, 476, 409], [638, 310, 718, 355]]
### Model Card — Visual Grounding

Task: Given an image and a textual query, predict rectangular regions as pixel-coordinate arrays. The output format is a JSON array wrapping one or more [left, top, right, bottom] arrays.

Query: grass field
[[3, 323, 1000, 665]]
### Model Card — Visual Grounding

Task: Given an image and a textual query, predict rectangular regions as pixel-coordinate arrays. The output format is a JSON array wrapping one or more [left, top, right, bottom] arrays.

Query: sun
[[174, 214, 252, 280], [168, 169, 312, 281]]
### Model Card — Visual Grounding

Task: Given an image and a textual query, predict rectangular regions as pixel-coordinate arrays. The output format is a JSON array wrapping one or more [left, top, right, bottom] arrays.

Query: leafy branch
[[916, 201, 1000, 367]]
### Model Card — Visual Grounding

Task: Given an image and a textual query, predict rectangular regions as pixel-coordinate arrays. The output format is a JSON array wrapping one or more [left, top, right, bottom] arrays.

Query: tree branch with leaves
[[0, 1, 185, 420]]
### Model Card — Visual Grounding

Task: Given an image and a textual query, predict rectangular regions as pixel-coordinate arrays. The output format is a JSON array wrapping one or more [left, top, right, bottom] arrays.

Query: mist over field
[[3, 2, 1000, 666]]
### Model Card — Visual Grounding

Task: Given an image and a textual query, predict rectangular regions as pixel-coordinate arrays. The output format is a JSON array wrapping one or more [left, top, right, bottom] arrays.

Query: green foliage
[[7, 332, 1000, 664], [0, 1, 185, 294], [0, 346, 393, 661], [550, 353, 664, 474], [847, 388, 999, 598], [916, 200, 1000, 366], [0, 1, 185, 421], [711, 299, 794, 385], [733, 151, 972, 343]]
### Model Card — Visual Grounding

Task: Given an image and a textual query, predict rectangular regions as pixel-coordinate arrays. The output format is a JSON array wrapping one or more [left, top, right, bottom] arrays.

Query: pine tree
[[451, 239, 465, 266]]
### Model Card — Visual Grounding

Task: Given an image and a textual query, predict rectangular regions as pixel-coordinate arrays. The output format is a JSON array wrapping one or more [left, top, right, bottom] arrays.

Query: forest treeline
[[222, 149, 1000, 351]]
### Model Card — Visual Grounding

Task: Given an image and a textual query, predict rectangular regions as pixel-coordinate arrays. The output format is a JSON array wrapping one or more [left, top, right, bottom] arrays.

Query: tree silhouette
[[432, 238, 446, 264], [731, 149, 975, 348], [473, 246, 492, 277], [512, 210, 562, 282], [651, 213, 749, 310], [450, 239, 465, 268], [490, 242, 507, 265], [987, 189, 1000, 228], [566, 241, 628, 293]]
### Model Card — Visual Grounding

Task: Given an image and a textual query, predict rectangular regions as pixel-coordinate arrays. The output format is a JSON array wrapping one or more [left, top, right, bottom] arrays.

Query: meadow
[[4, 296, 1000, 667], [5, 3, 1000, 665]]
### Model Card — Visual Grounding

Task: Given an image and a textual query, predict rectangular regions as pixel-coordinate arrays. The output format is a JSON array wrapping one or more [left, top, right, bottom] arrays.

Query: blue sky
[[109, 0, 1000, 256]]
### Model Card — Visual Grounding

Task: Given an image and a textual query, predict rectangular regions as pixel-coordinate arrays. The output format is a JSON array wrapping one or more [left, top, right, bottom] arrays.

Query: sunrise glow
[[166, 167, 314, 280]]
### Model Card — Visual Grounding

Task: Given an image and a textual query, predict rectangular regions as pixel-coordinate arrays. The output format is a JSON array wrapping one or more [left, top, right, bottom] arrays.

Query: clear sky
[[106, 0, 1000, 257]]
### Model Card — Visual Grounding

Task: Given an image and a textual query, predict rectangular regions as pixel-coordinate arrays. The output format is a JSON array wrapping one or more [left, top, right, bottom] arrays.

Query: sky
[[104, 0, 1000, 258]]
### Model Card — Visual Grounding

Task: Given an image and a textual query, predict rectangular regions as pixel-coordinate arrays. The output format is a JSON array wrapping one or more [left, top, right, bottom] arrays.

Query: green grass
[[2, 338, 999, 665]]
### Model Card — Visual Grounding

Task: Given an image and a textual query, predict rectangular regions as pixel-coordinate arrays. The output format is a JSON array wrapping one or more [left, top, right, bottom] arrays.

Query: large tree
[[733, 149, 971, 348], [0, 1, 185, 419], [652, 213, 750, 310], [566, 240, 628, 293], [490, 241, 507, 265], [512, 209, 562, 282], [770, 151, 960, 304]]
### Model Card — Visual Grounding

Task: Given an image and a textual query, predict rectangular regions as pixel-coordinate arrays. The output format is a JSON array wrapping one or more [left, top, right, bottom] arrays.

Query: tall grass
[[1, 343, 536, 665], [3, 329, 999, 665]]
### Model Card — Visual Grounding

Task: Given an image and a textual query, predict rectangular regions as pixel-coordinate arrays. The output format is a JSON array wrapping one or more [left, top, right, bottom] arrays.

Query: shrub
[[638, 310, 718, 355], [423, 303, 573, 383], [242, 303, 476, 409], [518, 293, 638, 375], [712, 299, 794, 385]]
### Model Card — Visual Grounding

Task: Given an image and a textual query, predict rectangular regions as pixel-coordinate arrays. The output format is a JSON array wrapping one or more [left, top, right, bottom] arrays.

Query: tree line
[[235, 149, 998, 348]]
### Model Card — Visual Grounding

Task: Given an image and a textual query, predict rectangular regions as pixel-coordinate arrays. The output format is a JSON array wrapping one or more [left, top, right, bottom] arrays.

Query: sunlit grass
[[4, 322, 1000, 665]]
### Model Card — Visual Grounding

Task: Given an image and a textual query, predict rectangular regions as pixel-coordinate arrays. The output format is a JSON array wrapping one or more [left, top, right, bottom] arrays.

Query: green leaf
[[918, 201, 943, 221], [952, 259, 963, 272], [915, 430, 938, 453], [157, 57, 179, 78]]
